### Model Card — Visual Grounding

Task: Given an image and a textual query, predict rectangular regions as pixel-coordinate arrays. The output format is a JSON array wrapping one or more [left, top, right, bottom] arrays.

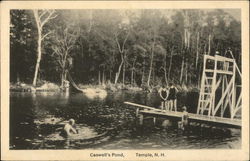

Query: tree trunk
[[61, 70, 67, 87], [147, 35, 156, 87], [109, 70, 112, 83], [196, 32, 199, 69], [98, 70, 101, 85], [122, 59, 126, 85], [152, 67, 155, 84], [197, 63, 201, 87], [141, 58, 145, 84], [61, 70, 64, 87], [184, 29, 187, 47], [167, 47, 174, 83], [114, 29, 129, 85], [131, 58, 136, 85], [131, 68, 134, 85], [32, 10, 55, 86], [180, 56, 184, 84], [17, 72, 20, 83], [208, 34, 211, 55], [102, 70, 105, 85], [187, 31, 191, 49], [133, 72, 136, 85], [164, 49, 168, 85], [114, 55, 124, 84], [147, 53, 153, 86], [185, 61, 188, 84], [33, 30, 41, 86]]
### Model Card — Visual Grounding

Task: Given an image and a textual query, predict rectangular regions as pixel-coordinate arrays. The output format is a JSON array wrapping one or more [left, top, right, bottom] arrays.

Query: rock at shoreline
[[10, 82, 60, 92]]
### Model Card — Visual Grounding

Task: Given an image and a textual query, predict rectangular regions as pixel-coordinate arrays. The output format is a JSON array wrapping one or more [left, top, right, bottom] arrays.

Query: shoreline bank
[[10, 81, 199, 93]]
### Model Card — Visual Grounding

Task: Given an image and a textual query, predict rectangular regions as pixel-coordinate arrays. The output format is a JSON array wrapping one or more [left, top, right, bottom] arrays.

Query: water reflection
[[10, 91, 241, 149], [81, 88, 107, 100]]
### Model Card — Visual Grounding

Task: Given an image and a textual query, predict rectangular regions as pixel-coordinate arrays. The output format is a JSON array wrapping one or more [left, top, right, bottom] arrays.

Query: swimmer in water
[[178, 106, 189, 131], [60, 119, 78, 137]]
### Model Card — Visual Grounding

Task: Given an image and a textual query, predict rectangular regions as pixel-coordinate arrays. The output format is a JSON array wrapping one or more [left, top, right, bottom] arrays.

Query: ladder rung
[[199, 102, 210, 106], [198, 108, 210, 112], [205, 69, 214, 73], [201, 92, 211, 95], [206, 77, 214, 80], [199, 103, 210, 107], [217, 70, 233, 75], [199, 106, 210, 110], [200, 100, 210, 102]]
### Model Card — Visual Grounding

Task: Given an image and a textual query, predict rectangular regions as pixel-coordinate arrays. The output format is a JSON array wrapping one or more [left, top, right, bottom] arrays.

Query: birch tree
[[114, 26, 130, 84], [32, 10, 56, 86], [167, 47, 174, 82], [146, 11, 162, 87], [147, 31, 156, 87], [180, 10, 191, 84]]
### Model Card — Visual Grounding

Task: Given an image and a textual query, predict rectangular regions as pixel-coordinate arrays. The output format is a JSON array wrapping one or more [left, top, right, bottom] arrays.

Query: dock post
[[136, 108, 139, 117], [139, 114, 144, 125], [153, 117, 156, 125]]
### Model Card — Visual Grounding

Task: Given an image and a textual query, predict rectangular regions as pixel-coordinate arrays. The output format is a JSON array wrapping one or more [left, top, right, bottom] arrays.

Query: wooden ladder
[[197, 55, 216, 116]]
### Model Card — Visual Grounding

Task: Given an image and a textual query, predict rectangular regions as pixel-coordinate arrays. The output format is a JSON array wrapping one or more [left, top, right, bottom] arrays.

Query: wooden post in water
[[153, 117, 156, 125], [139, 114, 144, 125], [136, 108, 139, 117]]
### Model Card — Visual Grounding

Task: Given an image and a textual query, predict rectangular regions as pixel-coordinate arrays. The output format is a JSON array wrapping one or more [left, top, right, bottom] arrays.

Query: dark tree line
[[10, 9, 241, 87]]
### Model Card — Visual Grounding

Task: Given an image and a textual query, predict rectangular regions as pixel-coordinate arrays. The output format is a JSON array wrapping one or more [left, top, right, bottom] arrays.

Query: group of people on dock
[[158, 83, 178, 111]]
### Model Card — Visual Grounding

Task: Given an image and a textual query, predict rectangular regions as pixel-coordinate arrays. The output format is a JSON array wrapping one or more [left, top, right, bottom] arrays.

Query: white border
[[1, 1, 249, 160]]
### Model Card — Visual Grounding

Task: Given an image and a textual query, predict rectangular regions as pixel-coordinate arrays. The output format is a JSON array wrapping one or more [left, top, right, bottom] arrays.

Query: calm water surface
[[10, 91, 241, 149]]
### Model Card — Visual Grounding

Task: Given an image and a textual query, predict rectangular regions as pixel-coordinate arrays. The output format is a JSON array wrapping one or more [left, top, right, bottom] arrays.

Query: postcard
[[1, 1, 249, 160]]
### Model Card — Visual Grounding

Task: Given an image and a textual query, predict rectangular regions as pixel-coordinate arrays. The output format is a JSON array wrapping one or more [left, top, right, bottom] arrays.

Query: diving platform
[[124, 53, 241, 129], [124, 102, 241, 129]]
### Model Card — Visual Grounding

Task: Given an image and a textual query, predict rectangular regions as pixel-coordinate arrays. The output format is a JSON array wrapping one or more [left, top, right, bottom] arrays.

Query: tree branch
[[88, 10, 93, 33], [115, 33, 122, 53], [56, 59, 63, 68], [39, 10, 48, 20], [33, 10, 41, 31], [41, 31, 52, 41], [41, 10, 56, 28], [121, 30, 130, 52]]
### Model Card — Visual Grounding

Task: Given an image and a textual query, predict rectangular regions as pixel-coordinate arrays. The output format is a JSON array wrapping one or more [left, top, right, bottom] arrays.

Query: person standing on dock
[[158, 84, 169, 110], [168, 83, 178, 111]]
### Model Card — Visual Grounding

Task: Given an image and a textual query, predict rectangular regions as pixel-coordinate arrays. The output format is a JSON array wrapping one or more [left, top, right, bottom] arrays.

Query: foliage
[[10, 9, 241, 87]]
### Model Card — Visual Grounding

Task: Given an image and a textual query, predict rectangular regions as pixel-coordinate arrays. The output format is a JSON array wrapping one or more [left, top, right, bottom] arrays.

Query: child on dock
[[168, 83, 178, 111], [158, 84, 169, 111]]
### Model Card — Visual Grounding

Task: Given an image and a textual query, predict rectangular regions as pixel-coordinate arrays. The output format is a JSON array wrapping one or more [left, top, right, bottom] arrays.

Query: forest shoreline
[[10, 10, 241, 92], [9, 81, 199, 93]]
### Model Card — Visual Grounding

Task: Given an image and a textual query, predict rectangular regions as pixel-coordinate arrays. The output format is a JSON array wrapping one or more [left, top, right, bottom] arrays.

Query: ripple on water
[[45, 124, 98, 141]]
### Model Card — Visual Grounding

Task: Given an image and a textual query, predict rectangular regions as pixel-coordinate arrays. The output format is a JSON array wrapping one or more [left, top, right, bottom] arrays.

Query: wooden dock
[[124, 102, 241, 129], [124, 54, 241, 129]]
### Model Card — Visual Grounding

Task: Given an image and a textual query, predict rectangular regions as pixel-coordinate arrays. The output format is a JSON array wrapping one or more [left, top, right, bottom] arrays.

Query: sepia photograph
[[1, 1, 249, 160]]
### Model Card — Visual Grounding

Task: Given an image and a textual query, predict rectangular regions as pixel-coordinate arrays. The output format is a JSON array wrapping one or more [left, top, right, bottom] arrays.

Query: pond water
[[10, 90, 241, 149]]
